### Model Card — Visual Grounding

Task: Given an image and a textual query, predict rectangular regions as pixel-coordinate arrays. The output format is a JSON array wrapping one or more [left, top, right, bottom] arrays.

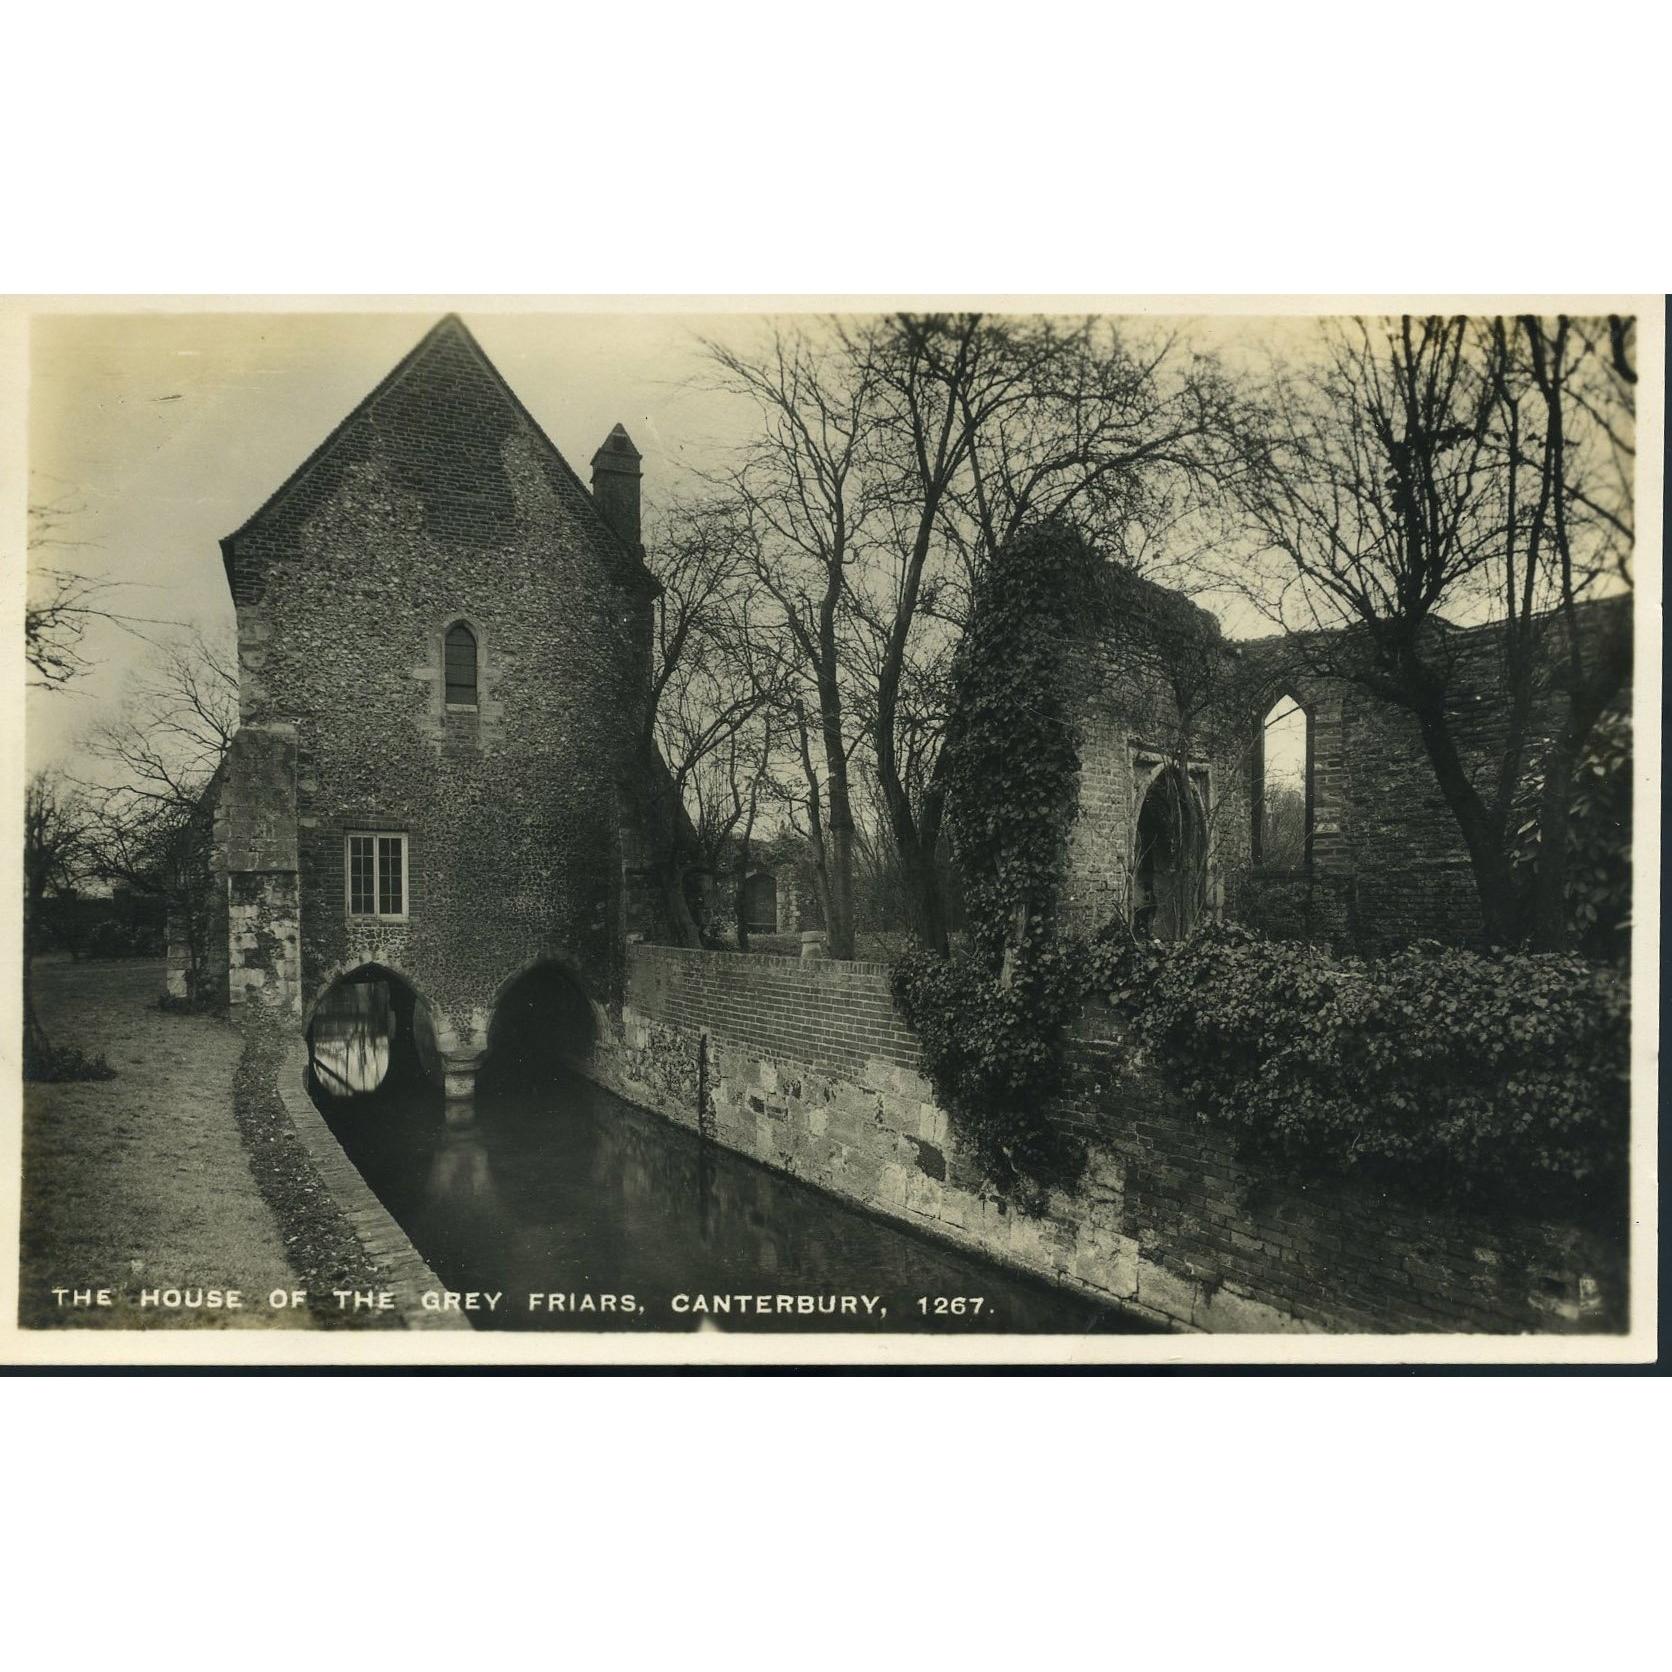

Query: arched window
[[1254, 695, 1311, 870], [444, 622, 478, 708], [1135, 766, 1206, 940]]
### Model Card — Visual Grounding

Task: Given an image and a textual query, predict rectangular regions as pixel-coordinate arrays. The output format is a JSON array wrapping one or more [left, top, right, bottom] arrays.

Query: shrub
[[1510, 711, 1632, 963], [27, 1044, 117, 1083], [1098, 920, 1629, 1213], [893, 944, 1087, 1200]]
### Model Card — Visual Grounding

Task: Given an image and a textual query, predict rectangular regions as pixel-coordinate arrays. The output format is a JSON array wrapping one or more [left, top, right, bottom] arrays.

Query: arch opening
[[482, 961, 597, 1093], [740, 870, 778, 936], [1134, 766, 1207, 941], [308, 964, 440, 1100], [1255, 694, 1311, 872]]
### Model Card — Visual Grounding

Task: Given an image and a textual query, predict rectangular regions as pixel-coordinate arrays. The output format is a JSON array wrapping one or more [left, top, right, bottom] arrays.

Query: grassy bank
[[19, 959, 398, 1330]]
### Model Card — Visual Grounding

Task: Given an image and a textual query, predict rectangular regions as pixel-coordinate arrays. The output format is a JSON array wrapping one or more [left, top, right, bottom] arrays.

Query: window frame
[[443, 619, 480, 712], [345, 830, 410, 923], [1252, 692, 1314, 875]]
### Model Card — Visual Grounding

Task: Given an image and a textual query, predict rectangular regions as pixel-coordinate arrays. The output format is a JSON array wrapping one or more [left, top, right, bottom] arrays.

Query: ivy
[[1101, 921, 1630, 1218], [894, 519, 1103, 1199], [1510, 711, 1632, 961], [894, 516, 1627, 1220]]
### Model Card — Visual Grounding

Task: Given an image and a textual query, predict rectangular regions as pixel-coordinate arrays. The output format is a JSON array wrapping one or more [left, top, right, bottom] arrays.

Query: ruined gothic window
[[346, 832, 408, 920], [1255, 696, 1311, 870], [444, 622, 478, 708]]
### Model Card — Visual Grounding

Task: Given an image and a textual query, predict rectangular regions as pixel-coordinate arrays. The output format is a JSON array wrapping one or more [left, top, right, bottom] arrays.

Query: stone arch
[[1134, 765, 1207, 941], [482, 954, 600, 1090], [307, 961, 441, 1097]]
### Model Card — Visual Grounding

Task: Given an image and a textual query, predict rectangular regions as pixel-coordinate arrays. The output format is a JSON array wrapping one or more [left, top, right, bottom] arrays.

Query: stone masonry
[[1058, 564, 1631, 955], [587, 945, 1625, 1334], [211, 315, 667, 1091]]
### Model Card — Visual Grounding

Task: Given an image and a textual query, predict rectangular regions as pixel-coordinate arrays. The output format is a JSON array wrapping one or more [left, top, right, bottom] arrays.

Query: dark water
[[317, 1077, 1162, 1333], [309, 985, 1158, 1335]]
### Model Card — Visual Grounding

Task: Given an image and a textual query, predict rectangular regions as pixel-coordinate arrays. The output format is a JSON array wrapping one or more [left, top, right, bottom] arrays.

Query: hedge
[[1091, 921, 1630, 1211]]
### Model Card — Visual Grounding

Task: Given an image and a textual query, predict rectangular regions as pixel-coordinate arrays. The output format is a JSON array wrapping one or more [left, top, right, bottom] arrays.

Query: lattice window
[[444, 622, 478, 707], [346, 832, 408, 920]]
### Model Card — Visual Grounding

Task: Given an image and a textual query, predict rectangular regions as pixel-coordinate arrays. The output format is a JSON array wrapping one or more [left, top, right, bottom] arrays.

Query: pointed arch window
[[444, 622, 478, 709], [1254, 695, 1312, 871]]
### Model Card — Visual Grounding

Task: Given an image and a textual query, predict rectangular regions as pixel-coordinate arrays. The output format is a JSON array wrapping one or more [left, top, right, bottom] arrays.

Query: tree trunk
[[817, 698, 858, 960], [822, 819, 856, 959], [733, 823, 754, 954], [658, 856, 703, 949], [1410, 695, 1522, 947], [899, 835, 948, 954]]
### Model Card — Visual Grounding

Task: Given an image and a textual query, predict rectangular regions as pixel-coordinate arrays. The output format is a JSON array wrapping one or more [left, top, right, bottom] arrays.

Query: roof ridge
[[220, 314, 653, 592]]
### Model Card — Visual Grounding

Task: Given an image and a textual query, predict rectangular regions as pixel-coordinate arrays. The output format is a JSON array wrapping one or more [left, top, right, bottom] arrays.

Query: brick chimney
[[590, 423, 643, 553]]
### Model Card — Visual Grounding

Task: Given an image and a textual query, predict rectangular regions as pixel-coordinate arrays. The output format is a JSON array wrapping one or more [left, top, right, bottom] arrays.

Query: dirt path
[[19, 959, 317, 1328]]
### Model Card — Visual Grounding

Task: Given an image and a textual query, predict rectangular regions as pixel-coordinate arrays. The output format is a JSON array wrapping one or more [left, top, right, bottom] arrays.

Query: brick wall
[[1237, 597, 1632, 953], [1059, 569, 1631, 957], [625, 947, 920, 1082], [589, 944, 1625, 1335]]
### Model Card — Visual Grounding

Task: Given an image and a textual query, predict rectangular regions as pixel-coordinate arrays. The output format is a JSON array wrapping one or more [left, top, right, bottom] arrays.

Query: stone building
[[206, 315, 667, 1095], [1057, 565, 1631, 954], [1059, 566, 1253, 942], [1231, 596, 1632, 952]]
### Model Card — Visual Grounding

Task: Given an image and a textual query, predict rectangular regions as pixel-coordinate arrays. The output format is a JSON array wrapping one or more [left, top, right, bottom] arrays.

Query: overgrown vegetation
[[894, 519, 1630, 1216], [1511, 710, 1632, 965], [893, 519, 1103, 1199], [1088, 921, 1630, 1218]]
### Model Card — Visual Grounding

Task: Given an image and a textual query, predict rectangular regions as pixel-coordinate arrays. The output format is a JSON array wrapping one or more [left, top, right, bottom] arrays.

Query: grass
[[27, 1042, 117, 1082], [18, 960, 322, 1329]]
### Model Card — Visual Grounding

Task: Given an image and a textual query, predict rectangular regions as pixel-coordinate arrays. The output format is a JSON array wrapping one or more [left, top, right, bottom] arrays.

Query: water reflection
[[316, 1065, 1160, 1336], [311, 980, 394, 1095]]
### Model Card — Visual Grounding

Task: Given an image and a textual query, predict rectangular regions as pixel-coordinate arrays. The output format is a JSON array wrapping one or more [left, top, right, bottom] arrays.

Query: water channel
[[309, 977, 1159, 1335]]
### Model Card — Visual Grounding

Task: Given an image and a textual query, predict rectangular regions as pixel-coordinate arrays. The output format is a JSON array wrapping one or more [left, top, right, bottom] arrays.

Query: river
[[310, 988, 1159, 1336]]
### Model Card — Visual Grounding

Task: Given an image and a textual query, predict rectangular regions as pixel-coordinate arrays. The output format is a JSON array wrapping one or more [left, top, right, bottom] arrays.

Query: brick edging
[[273, 1039, 469, 1331]]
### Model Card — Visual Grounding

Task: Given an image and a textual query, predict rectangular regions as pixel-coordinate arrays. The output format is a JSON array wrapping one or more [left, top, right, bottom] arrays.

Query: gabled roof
[[220, 314, 653, 596]]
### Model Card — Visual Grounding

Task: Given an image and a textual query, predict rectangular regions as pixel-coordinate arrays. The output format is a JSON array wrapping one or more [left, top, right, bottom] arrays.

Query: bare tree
[[26, 494, 179, 687], [1514, 315, 1635, 948], [1225, 313, 1633, 949], [79, 630, 239, 1000], [706, 314, 1232, 955], [643, 500, 788, 946], [703, 325, 877, 957]]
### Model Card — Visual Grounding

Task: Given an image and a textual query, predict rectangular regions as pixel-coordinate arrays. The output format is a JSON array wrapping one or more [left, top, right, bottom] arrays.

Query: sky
[[24, 307, 774, 768], [22, 305, 1344, 772]]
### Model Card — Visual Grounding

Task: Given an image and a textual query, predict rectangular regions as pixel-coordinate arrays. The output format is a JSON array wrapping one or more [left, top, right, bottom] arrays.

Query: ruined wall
[[1234, 596, 1632, 952], [1059, 569, 1251, 939], [588, 945, 1625, 1334], [166, 761, 230, 1008], [220, 319, 662, 1052]]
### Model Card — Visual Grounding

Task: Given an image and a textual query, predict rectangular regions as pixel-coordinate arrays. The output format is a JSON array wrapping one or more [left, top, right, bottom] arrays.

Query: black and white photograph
[[4, 299, 1659, 1366]]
